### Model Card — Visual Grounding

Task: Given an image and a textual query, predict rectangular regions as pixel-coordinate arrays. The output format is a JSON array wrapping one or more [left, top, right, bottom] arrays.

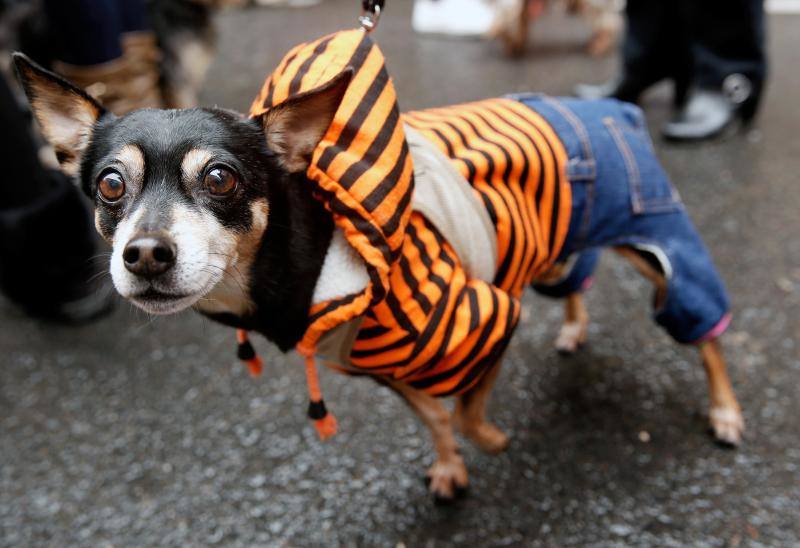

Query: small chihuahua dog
[[14, 49, 743, 503]]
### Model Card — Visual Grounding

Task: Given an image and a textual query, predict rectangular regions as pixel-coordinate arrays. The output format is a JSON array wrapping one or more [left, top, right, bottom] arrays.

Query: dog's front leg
[[386, 379, 468, 502], [700, 338, 745, 446], [453, 360, 510, 454]]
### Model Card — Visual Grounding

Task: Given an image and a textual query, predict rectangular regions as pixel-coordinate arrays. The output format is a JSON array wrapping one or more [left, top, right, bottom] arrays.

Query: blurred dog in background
[[150, 0, 246, 108], [491, 0, 624, 57]]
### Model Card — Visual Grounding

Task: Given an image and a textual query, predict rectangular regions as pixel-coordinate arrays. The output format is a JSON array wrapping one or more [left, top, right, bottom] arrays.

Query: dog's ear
[[261, 69, 352, 173], [12, 53, 105, 177]]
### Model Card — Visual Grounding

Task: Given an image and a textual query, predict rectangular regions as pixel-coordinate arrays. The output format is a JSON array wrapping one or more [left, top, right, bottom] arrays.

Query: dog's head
[[14, 54, 349, 315]]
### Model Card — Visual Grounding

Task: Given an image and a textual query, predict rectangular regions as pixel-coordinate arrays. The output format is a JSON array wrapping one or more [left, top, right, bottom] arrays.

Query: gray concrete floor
[[2, 2, 800, 546]]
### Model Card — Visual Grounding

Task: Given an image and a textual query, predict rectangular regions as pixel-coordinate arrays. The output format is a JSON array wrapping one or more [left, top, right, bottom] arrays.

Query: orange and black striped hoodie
[[249, 30, 571, 397]]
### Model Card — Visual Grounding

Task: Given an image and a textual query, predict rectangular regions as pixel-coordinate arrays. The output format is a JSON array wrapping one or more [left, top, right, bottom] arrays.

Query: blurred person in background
[[0, 0, 160, 322], [576, 0, 767, 141], [41, 0, 163, 113], [0, 71, 113, 322]]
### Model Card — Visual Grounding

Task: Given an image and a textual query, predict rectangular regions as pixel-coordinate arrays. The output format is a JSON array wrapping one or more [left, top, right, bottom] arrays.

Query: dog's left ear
[[261, 69, 353, 173], [12, 53, 105, 178]]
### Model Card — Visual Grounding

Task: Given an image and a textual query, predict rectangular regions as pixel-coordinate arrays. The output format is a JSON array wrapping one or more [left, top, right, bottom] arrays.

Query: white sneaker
[[412, 0, 495, 37]]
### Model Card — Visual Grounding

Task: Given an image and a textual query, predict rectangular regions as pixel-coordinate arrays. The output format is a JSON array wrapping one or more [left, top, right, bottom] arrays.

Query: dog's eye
[[203, 166, 238, 197], [98, 171, 126, 203]]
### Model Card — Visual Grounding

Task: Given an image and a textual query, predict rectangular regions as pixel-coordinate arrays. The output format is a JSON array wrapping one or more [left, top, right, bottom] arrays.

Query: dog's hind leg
[[385, 380, 468, 502], [614, 246, 744, 446], [700, 339, 744, 446], [453, 360, 510, 454], [555, 292, 589, 354]]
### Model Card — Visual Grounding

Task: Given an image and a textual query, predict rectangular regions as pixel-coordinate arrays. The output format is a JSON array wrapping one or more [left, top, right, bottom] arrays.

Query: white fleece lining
[[311, 227, 370, 306]]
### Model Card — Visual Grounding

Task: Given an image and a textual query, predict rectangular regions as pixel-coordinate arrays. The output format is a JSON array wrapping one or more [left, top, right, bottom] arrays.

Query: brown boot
[[53, 31, 163, 115]]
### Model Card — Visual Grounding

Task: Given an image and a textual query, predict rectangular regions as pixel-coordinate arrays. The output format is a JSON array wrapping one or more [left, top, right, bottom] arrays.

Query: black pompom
[[237, 340, 256, 361], [307, 399, 328, 420]]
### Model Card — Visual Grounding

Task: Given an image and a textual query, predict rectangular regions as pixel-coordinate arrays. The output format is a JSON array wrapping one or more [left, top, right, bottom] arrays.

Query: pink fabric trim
[[580, 276, 595, 292], [695, 312, 732, 344]]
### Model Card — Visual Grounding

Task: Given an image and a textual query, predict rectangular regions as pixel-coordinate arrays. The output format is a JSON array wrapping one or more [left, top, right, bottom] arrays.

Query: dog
[[150, 0, 247, 109], [491, 0, 623, 57], [13, 29, 744, 503]]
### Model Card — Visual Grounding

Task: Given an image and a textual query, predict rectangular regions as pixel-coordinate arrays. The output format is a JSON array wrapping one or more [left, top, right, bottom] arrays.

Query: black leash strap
[[359, 0, 384, 32]]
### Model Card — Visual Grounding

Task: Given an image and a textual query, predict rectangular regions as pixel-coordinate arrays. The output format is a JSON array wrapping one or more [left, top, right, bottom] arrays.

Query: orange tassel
[[236, 329, 263, 377], [300, 346, 338, 440], [313, 414, 338, 440], [244, 356, 263, 377]]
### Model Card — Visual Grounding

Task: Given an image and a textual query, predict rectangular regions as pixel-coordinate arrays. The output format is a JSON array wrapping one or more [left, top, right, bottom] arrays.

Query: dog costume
[[242, 30, 730, 433]]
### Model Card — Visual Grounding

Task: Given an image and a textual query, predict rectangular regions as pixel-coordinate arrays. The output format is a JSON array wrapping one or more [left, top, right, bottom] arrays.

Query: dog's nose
[[123, 235, 177, 278]]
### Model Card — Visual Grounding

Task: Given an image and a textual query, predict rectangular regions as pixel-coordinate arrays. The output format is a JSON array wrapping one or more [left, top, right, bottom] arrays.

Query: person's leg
[[662, 0, 766, 140], [0, 75, 52, 208], [41, 0, 162, 114], [690, 0, 767, 101], [0, 74, 112, 321], [118, 0, 151, 33], [42, 0, 124, 66], [576, 0, 691, 103]]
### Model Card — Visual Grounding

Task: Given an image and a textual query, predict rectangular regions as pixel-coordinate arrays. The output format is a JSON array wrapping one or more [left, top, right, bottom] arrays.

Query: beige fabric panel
[[317, 128, 500, 369], [316, 317, 364, 370], [405, 124, 498, 283]]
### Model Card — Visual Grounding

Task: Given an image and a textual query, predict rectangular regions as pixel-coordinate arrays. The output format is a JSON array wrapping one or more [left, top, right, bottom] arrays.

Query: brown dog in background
[[491, 0, 623, 57]]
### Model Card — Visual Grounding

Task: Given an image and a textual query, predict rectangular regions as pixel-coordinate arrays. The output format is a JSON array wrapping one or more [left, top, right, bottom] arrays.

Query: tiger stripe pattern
[[250, 30, 572, 396]]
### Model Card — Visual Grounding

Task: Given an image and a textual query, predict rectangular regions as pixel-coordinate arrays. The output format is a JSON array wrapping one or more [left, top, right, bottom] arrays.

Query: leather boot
[[575, 74, 689, 106], [53, 31, 163, 115]]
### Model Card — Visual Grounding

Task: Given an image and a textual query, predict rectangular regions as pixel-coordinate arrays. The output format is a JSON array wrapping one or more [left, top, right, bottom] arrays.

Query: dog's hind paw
[[554, 321, 587, 355], [425, 458, 469, 503], [709, 406, 745, 447]]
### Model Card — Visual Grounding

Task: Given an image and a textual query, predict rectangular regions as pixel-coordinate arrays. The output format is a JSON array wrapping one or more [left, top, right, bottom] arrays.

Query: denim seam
[[576, 178, 595, 246], [541, 97, 597, 180], [603, 117, 644, 214]]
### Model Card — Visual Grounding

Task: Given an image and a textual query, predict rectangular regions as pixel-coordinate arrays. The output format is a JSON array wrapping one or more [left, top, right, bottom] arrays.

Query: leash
[[359, 0, 384, 32]]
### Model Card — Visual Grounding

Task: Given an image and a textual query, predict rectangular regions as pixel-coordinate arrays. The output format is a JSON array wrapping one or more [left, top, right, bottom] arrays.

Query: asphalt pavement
[[2, 1, 799, 546]]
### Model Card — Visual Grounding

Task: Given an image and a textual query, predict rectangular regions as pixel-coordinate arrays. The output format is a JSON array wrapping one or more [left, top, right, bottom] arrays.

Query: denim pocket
[[603, 109, 683, 215]]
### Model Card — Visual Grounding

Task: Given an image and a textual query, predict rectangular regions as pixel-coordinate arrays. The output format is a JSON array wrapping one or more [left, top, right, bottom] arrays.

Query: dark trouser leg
[[621, 0, 692, 95], [688, 0, 767, 105], [662, 0, 766, 140], [0, 74, 101, 316], [40, 0, 161, 114], [41, 0, 124, 65], [576, 0, 692, 103], [0, 75, 52, 208]]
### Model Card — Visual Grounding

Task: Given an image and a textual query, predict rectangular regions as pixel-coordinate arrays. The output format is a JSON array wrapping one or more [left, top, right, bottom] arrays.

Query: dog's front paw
[[554, 320, 587, 355], [425, 458, 468, 503], [709, 405, 745, 447]]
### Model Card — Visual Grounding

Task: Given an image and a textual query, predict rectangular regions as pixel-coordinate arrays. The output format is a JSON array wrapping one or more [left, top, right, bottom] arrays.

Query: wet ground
[[2, 1, 799, 546]]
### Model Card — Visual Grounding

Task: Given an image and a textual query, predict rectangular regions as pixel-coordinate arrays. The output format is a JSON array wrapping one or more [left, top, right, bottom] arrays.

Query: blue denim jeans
[[513, 95, 731, 344]]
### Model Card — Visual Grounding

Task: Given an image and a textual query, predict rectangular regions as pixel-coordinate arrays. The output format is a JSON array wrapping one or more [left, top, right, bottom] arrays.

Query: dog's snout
[[123, 234, 177, 278]]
